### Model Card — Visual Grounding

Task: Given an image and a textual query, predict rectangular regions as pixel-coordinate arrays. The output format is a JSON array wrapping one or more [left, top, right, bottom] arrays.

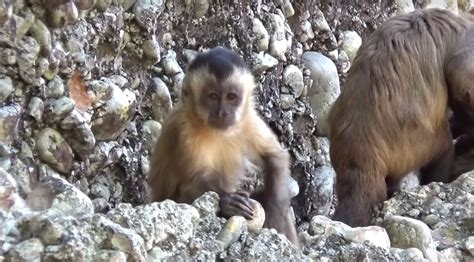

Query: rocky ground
[[0, 0, 473, 261]]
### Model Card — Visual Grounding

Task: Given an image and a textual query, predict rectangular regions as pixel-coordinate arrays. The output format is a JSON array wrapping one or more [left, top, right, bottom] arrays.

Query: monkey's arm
[[247, 114, 298, 245]]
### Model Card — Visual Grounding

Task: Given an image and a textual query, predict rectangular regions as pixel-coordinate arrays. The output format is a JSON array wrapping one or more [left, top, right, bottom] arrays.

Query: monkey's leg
[[419, 126, 454, 185], [333, 167, 387, 227], [446, 48, 474, 180], [385, 176, 402, 198]]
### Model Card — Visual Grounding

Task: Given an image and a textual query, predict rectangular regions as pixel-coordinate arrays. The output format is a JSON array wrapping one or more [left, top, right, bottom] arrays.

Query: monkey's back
[[328, 8, 472, 176]]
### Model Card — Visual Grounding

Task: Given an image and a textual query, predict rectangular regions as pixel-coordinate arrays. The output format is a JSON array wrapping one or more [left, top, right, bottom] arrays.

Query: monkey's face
[[199, 83, 244, 130]]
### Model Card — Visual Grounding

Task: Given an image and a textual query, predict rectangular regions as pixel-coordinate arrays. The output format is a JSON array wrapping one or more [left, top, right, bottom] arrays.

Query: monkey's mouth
[[208, 119, 233, 130]]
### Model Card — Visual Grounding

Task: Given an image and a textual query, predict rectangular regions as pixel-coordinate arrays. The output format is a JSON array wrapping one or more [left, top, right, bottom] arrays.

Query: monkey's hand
[[218, 191, 254, 219]]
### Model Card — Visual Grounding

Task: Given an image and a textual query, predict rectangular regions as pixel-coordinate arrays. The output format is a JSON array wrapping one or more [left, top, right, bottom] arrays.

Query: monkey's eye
[[227, 93, 237, 100], [208, 93, 218, 100]]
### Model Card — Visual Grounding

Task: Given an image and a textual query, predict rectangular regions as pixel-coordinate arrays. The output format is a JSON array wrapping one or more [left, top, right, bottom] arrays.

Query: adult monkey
[[148, 47, 299, 245], [327, 8, 474, 227]]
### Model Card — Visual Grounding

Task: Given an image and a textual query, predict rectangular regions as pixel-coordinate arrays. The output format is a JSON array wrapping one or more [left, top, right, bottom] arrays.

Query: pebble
[[250, 52, 279, 74], [0, 76, 14, 103], [394, 0, 415, 14], [301, 51, 340, 133], [161, 50, 183, 76], [8, 238, 44, 261], [216, 216, 248, 249], [133, 0, 165, 30], [269, 13, 288, 61], [27, 96, 44, 122], [43, 97, 75, 123], [35, 127, 74, 174], [384, 215, 438, 261], [151, 77, 173, 123], [0, 104, 21, 146], [45, 75, 65, 99], [142, 37, 161, 63], [283, 65, 305, 98], [193, 0, 210, 17], [141, 120, 162, 151], [280, 94, 295, 109], [340, 30, 362, 62], [246, 199, 266, 232], [252, 18, 270, 51]]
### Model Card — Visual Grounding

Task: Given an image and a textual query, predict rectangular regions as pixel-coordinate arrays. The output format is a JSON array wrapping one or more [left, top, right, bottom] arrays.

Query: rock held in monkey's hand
[[246, 199, 266, 232]]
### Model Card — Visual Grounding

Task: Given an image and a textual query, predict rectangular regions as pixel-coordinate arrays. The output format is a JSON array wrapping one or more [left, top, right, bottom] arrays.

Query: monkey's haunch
[[328, 8, 474, 227]]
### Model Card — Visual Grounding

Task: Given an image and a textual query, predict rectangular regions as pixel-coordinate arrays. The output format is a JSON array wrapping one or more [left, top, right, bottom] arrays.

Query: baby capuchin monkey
[[148, 46, 299, 246]]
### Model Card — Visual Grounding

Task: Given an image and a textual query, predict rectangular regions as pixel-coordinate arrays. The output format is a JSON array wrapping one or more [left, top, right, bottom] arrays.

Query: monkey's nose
[[217, 110, 227, 118]]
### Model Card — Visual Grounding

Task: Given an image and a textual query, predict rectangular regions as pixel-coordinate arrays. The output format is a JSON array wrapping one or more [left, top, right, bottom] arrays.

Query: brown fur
[[148, 47, 299, 245], [327, 8, 474, 226]]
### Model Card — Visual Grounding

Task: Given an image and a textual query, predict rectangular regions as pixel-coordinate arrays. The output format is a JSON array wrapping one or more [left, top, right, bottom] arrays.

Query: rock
[[88, 79, 114, 108], [0, 103, 21, 146], [191, 191, 220, 216], [425, 0, 458, 13], [8, 156, 36, 197], [307, 165, 334, 217], [115, 0, 136, 11], [390, 247, 426, 261], [45, 75, 65, 98], [394, 0, 415, 14], [91, 85, 136, 141], [16, 37, 43, 86], [96, 0, 113, 10], [312, 8, 331, 32], [29, 18, 52, 57], [344, 226, 391, 249], [93, 250, 128, 262], [43, 96, 75, 124], [27, 96, 44, 122], [26, 175, 94, 217], [269, 13, 288, 61], [282, 0, 295, 17], [340, 31, 362, 62], [302, 52, 340, 133], [252, 18, 270, 51], [377, 171, 473, 257], [35, 127, 74, 174], [283, 65, 304, 98], [7, 238, 44, 261], [216, 216, 248, 249], [141, 120, 162, 152], [0, 48, 17, 65], [0, 76, 13, 103], [458, 0, 472, 11], [161, 50, 183, 76], [280, 94, 295, 109], [297, 17, 314, 43], [107, 200, 200, 251], [464, 236, 474, 256], [288, 176, 299, 198], [93, 214, 147, 261], [171, 72, 185, 99], [250, 52, 279, 74], [246, 199, 265, 232], [150, 77, 172, 123], [27, 214, 64, 245], [384, 215, 438, 261], [183, 49, 199, 63], [91, 175, 112, 200], [142, 37, 161, 63], [133, 0, 165, 30], [193, 0, 210, 17], [60, 109, 96, 158], [93, 197, 111, 213], [0, 169, 27, 212]]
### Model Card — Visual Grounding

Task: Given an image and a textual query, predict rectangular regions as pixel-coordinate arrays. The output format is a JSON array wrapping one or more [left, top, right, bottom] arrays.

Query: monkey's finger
[[220, 204, 253, 220], [230, 194, 254, 212], [235, 191, 250, 198], [228, 199, 254, 218]]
